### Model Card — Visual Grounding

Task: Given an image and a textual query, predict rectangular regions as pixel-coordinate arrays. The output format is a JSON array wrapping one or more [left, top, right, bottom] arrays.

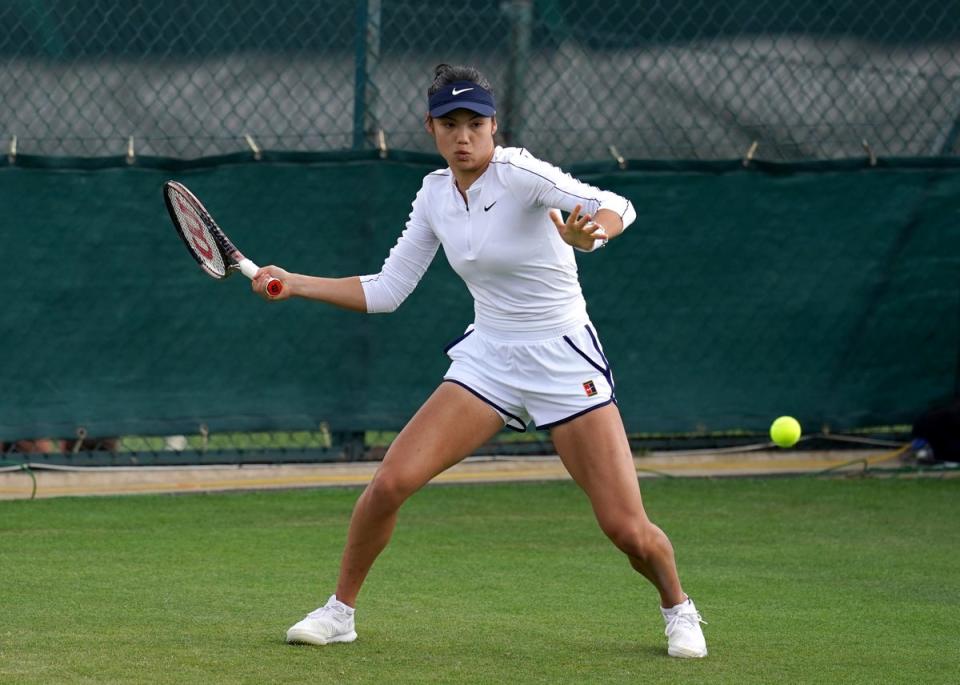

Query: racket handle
[[238, 259, 259, 279], [238, 258, 283, 298]]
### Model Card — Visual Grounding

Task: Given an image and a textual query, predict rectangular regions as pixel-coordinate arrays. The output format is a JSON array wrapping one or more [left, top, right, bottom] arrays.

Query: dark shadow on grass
[[634, 644, 668, 659], [276, 637, 368, 650], [553, 635, 668, 660]]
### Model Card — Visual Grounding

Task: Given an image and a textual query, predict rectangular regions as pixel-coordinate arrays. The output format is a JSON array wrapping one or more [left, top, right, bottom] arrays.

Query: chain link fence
[[3, 0, 960, 162]]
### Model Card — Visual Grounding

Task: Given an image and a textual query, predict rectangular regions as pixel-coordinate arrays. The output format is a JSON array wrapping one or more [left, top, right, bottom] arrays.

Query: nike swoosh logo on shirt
[[484, 201, 497, 212], [451, 87, 474, 95]]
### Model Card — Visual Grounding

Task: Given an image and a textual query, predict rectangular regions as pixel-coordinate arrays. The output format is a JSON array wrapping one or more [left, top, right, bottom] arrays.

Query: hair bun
[[427, 64, 492, 97]]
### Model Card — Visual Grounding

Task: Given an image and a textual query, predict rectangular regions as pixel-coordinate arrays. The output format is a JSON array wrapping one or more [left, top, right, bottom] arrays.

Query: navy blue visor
[[428, 81, 496, 118]]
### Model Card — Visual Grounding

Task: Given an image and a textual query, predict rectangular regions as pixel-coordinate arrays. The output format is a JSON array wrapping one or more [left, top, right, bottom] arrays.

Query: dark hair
[[428, 64, 494, 96]]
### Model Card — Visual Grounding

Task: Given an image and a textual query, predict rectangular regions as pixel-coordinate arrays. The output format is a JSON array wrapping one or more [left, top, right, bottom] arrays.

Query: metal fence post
[[353, 0, 381, 150], [501, 0, 533, 147]]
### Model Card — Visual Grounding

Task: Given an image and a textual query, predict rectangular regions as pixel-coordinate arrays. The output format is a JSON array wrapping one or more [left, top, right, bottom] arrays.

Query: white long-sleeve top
[[360, 146, 636, 336]]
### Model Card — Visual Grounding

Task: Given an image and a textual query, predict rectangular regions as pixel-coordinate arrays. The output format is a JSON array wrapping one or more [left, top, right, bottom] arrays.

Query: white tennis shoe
[[661, 597, 708, 658], [286, 595, 358, 646]]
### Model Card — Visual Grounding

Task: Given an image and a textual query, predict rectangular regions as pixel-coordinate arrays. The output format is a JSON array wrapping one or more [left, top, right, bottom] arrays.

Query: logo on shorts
[[583, 380, 598, 397]]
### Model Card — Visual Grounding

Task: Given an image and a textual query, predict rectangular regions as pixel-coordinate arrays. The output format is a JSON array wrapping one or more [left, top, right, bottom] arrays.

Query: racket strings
[[168, 188, 228, 278], [180, 193, 245, 265]]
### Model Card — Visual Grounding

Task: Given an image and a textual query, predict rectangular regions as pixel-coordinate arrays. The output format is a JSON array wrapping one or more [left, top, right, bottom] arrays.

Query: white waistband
[[471, 316, 592, 342]]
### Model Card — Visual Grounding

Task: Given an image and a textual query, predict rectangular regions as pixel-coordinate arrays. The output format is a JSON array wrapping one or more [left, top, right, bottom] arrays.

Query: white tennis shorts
[[442, 322, 616, 431]]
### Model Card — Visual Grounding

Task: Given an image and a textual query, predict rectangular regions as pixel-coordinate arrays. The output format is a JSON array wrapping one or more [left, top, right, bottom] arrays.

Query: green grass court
[[2, 477, 958, 684]]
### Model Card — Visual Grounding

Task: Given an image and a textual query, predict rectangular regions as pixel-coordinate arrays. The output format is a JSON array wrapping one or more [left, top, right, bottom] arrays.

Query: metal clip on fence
[[742, 141, 759, 167], [72, 427, 87, 453], [861, 139, 877, 167], [199, 423, 209, 453], [377, 129, 388, 159], [126, 136, 135, 165], [608, 145, 627, 170], [244, 134, 262, 161], [7, 135, 16, 164]]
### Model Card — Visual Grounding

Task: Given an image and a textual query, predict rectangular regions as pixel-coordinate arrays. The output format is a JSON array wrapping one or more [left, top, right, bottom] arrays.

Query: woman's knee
[[602, 519, 660, 559], [364, 470, 418, 511]]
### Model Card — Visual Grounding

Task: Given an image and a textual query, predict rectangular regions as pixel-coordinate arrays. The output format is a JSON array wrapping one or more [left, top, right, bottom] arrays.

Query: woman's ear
[[424, 115, 434, 135], [491, 116, 498, 136]]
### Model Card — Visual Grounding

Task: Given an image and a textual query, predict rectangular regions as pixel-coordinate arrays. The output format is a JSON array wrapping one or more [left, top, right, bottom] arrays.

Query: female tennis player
[[253, 64, 707, 658]]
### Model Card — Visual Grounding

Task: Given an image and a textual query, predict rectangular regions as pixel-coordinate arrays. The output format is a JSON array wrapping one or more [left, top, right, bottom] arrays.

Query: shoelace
[[307, 604, 347, 620], [664, 610, 707, 636]]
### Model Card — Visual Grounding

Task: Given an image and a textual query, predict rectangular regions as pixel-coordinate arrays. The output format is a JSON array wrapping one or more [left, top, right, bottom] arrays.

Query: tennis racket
[[163, 180, 283, 298]]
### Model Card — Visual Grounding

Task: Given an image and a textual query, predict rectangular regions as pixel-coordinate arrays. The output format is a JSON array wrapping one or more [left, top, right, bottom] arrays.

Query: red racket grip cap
[[266, 278, 283, 298]]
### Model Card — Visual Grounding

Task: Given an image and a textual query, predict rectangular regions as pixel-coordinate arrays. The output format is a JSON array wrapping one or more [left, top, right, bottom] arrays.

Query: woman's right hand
[[549, 204, 608, 252], [252, 265, 293, 301]]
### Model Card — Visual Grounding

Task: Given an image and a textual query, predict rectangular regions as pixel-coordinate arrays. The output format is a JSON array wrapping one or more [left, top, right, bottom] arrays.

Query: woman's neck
[[452, 153, 494, 198]]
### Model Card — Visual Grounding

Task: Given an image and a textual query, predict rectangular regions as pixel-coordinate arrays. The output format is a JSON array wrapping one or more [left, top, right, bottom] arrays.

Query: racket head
[[164, 181, 237, 280]]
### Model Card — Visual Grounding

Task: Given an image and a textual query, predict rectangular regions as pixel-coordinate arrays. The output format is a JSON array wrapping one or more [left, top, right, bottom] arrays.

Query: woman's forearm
[[287, 274, 368, 312]]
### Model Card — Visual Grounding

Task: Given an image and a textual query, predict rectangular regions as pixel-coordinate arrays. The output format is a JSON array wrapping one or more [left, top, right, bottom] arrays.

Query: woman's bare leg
[[335, 382, 505, 606], [550, 403, 685, 607]]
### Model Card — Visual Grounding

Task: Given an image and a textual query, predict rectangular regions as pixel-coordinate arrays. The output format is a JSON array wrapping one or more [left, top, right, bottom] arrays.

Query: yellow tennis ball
[[770, 416, 802, 448]]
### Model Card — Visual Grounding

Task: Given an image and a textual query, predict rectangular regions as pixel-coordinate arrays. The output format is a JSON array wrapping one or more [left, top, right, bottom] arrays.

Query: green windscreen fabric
[[0, 153, 956, 440]]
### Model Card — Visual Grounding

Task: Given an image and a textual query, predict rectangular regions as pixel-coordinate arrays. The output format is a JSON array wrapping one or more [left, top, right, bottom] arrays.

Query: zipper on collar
[[465, 186, 479, 257]]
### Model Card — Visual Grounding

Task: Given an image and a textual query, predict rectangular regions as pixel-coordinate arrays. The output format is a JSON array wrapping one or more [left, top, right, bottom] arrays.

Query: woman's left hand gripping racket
[[163, 180, 283, 298]]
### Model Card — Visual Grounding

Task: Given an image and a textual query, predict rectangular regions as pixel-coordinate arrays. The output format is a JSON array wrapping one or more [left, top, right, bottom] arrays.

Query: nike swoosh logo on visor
[[451, 87, 474, 95]]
